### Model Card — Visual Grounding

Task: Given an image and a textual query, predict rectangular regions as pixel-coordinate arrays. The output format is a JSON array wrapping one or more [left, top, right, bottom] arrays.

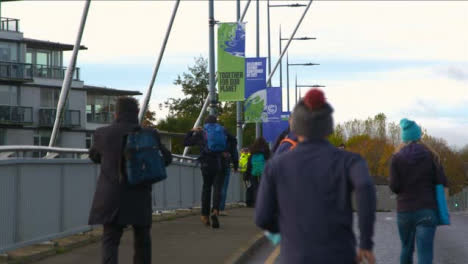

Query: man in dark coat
[[255, 89, 377, 264], [88, 97, 172, 264], [184, 115, 238, 228]]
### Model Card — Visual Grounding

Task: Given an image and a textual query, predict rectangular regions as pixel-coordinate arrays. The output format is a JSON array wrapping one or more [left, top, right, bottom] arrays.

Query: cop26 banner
[[244, 57, 266, 123], [218, 23, 246, 101]]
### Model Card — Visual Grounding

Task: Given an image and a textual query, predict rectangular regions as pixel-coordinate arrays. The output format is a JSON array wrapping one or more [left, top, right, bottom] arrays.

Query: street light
[[266, 1, 306, 85], [279, 31, 316, 90], [286, 53, 320, 110]]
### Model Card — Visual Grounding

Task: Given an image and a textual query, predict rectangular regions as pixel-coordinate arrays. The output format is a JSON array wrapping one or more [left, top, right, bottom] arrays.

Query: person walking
[[244, 137, 270, 207], [88, 97, 172, 264], [219, 126, 239, 216], [390, 118, 448, 264], [255, 89, 377, 264], [184, 115, 237, 228]]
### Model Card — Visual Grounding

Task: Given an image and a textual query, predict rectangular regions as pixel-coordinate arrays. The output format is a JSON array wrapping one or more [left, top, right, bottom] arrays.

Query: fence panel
[[0, 159, 244, 254]]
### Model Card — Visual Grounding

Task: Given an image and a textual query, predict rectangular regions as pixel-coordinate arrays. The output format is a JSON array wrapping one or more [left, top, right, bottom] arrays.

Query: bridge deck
[[34, 208, 258, 264]]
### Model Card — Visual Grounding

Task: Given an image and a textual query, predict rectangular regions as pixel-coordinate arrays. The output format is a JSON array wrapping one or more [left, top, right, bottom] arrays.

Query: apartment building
[[0, 16, 141, 152]]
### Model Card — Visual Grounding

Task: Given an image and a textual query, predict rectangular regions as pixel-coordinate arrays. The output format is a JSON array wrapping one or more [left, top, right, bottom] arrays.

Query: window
[[33, 130, 51, 158], [85, 132, 93, 149], [40, 88, 60, 108], [0, 42, 18, 62], [36, 51, 49, 65], [26, 52, 32, 64], [0, 129, 5, 145], [0, 85, 18, 105], [86, 94, 117, 123]]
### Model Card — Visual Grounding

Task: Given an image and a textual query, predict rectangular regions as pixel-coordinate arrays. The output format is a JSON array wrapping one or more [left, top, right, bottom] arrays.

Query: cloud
[[444, 67, 468, 81]]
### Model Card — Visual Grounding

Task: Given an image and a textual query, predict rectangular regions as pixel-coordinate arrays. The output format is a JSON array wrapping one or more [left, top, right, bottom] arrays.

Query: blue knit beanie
[[400, 118, 422, 143]]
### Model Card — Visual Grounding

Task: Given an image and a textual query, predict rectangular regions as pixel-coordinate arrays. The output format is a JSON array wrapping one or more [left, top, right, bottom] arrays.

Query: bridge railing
[[0, 148, 244, 254]]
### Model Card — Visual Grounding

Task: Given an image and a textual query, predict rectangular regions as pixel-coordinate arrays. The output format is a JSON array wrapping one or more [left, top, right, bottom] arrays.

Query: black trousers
[[201, 164, 226, 216], [102, 224, 151, 264], [245, 177, 260, 207]]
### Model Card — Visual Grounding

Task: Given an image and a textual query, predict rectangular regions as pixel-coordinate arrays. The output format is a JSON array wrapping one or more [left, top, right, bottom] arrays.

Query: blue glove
[[265, 231, 281, 245]]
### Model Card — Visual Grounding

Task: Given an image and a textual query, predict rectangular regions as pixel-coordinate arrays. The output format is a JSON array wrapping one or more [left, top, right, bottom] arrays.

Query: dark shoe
[[201, 216, 210, 226], [211, 214, 220, 228]]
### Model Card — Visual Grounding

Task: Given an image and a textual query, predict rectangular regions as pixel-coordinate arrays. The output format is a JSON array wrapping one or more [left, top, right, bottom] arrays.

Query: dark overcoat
[[88, 113, 172, 226]]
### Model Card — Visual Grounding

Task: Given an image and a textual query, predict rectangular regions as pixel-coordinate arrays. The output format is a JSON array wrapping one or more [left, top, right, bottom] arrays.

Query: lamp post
[[286, 58, 319, 111], [266, 2, 306, 85]]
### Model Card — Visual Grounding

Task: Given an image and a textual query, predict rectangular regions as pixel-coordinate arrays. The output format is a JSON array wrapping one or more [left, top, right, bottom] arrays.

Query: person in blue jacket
[[255, 89, 377, 264]]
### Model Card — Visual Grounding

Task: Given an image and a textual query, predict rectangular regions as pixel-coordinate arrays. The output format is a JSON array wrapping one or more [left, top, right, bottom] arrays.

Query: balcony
[[32, 64, 81, 81], [0, 61, 33, 82], [86, 112, 114, 124], [0, 105, 33, 124], [39, 109, 81, 128], [0, 17, 20, 33]]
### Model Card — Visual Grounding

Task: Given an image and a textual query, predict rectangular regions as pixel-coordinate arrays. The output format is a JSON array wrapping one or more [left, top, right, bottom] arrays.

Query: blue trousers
[[219, 167, 231, 211], [397, 209, 438, 264]]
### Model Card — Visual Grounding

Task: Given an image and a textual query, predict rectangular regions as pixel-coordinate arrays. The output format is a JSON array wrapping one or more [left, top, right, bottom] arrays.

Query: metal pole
[[279, 26, 282, 90], [286, 52, 290, 112], [208, 0, 216, 115], [266, 0, 313, 86], [138, 0, 180, 123], [183, 96, 209, 156], [295, 74, 298, 104], [255, 0, 261, 138], [236, 0, 243, 152], [49, 0, 91, 147], [240, 0, 252, 23], [267, 0, 271, 85]]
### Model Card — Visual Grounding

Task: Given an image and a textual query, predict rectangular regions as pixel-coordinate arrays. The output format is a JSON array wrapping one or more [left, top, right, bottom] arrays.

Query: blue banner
[[244, 57, 267, 123], [262, 120, 289, 143], [266, 87, 282, 122]]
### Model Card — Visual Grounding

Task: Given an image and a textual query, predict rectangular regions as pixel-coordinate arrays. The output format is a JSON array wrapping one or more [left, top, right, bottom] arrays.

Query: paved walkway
[[34, 208, 259, 264], [245, 211, 468, 264]]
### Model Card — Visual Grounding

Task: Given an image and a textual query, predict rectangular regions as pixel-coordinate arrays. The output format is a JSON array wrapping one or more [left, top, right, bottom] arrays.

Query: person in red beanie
[[255, 89, 377, 264]]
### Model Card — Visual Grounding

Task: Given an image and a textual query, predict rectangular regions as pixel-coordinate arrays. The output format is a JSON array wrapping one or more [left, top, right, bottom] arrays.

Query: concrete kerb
[[225, 232, 268, 264], [0, 203, 246, 264]]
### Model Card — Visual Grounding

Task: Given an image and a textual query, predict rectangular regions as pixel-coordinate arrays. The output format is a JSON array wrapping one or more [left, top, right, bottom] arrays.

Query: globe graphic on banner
[[244, 89, 267, 123]]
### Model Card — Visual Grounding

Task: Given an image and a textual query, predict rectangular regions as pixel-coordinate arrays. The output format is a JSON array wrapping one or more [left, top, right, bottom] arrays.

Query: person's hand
[[356, 249, 375, 264], [192, 127, 202, 132]]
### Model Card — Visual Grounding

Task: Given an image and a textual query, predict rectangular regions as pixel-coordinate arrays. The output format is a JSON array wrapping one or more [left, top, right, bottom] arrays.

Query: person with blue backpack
[[88, 97, 172, 264], [390, 118, 448, 264], [244, 137, 270, 207], [184, 115, 238, 228]]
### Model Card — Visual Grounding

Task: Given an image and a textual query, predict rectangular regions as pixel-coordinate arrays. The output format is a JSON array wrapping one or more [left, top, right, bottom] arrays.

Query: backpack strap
[[280, 138, 298, 150]]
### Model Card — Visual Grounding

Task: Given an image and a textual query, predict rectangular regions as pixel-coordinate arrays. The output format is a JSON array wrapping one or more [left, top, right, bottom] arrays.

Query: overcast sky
[[5, 1, 468, 147]]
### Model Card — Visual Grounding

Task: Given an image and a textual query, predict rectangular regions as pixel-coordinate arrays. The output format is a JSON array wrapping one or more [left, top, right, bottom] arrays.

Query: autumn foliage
[[329, 113, 467, 194]]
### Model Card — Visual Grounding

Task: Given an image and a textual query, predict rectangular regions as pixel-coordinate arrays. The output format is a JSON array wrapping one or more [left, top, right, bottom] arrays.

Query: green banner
[[217, 23, 245, 102]]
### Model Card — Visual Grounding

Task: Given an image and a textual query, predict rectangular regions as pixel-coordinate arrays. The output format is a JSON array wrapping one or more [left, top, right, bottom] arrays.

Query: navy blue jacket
[[255, 139, 376, 264], [390, 143, 447, 212]]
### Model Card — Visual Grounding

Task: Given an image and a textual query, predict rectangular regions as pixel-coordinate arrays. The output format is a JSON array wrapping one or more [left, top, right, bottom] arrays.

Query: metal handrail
[[0, 145, 89, 154]]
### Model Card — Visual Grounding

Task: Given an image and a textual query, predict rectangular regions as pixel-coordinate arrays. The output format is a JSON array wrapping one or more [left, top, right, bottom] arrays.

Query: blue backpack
[[251, 153, 265, 177], [204, 123, 227, 152], [124, 129, 167, 185]]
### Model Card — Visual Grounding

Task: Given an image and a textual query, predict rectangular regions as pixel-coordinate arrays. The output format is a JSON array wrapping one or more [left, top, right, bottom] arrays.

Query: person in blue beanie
[[255, 89, 377, 264], [390, 118, 447, 264]]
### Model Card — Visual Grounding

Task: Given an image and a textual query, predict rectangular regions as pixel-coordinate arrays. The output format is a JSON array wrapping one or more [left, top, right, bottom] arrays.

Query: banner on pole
[[262, 120, 289, 143], [266, 87, 282, 122], [217, 23, 246, 102], [244, 57, 267, 123]]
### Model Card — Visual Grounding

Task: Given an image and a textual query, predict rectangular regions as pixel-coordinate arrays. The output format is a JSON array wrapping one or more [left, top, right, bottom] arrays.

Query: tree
[[164, 56, 211, 119], [142, 108, 157, 128], [459, 145, 468, 162]]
